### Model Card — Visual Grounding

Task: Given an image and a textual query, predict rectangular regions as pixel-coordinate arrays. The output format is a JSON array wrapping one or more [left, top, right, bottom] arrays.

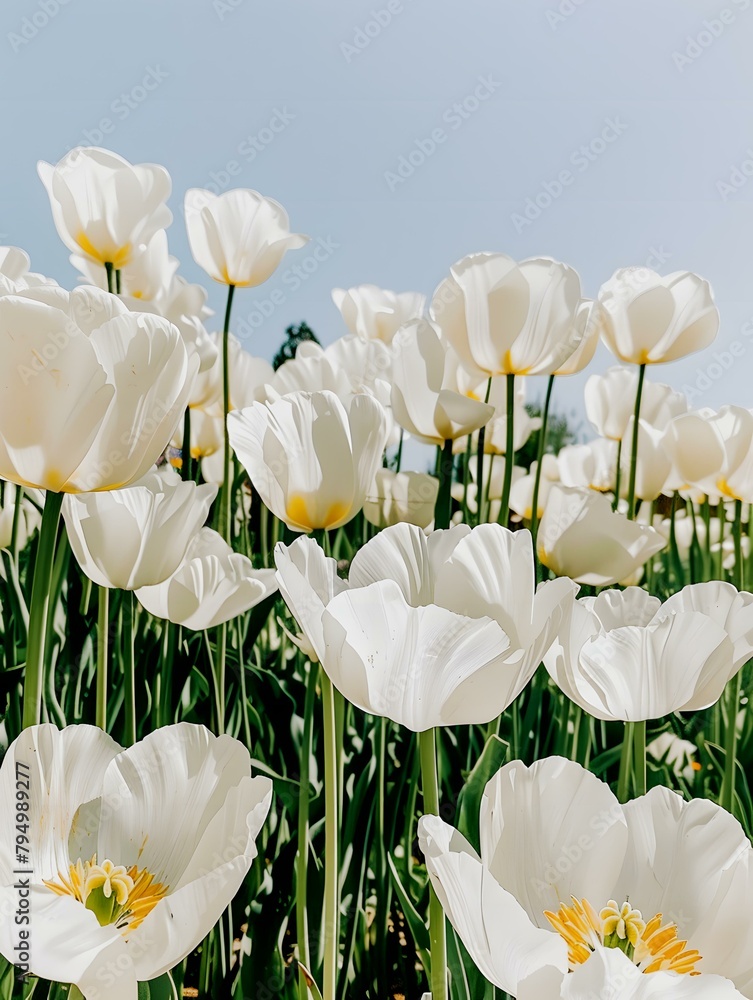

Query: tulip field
[[3, 146, 753, 1000]]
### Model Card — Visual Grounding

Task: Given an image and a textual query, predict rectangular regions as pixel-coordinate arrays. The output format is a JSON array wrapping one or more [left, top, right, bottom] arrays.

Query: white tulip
[[185, 188, 308, 287], [0, 723, 272, 999], [62, 468, 217, 589], [585, 366, 688, 441], [598, 268, 719, 365], [618, 418, 672, 501], [662, 406, 753, 502], [228, 390, 389, 532], [38, 147, 172, 270], [430, 252, 583, 377], [551, 299, 604, 376], [191, 330, 274, 414], [419, 756, 753, 997], [538, 485, 666, 586], [332, 283, 425, 344], [363, 469, 439, 529], [136, 528, 277, 630], [558, 439, 617, 493]]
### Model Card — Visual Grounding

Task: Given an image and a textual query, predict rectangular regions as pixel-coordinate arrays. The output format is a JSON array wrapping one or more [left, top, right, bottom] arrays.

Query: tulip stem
[[104, 261, 115, 293], [617, 722, 633, 803], [321, 671, 340, 1000], [721, 499, 744, 814], [612, 438, 622, 511], [22, 489, 64, 729], [123, 589, 136, 745], [220, 283, 237, 542], [182, 407, 193, 482], [498, 373, 516, 529], [626, 364, 646, 520], [632, 720, 646, 797], [435, 439, 454, 530], [9, 485, 23, 561], [96, 586, 109, 731], [475, 378, 492, 524], [296, 657, 317, 999], [530, 374, 555, 563], [419, 727, 447, 1000]]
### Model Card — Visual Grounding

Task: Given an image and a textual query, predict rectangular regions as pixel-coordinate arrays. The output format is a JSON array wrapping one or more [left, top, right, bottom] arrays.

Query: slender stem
[[612, 438, 623, 511], [9, 484, 23, 561], [220, 283, 237, 542], [296, 658, 318, 999], [703, 497, 712, 580], [530, 374, 554, 549], [214, 623, 227, 733], [435, 438, 454, 531], [497, 374, 516, 528], [115, 268, 121, 295], [632, 720, 646, 797], [721, 499, 744, 814], [22, 490, 64, 729], [96, 586, 109, 730], [159, 622, 178, 728], [104, 261, 115, 294], [419, 728, 447, 1000], [475, 378, 492, 524], [123, 589, 136, 745], [321, 672, 340, 1000], [617, 722, 633, 804], [375, 715, 390, 995], [395, 428, 404, 473], [182, 407, 193, 482], [626, 364, 646, 520]]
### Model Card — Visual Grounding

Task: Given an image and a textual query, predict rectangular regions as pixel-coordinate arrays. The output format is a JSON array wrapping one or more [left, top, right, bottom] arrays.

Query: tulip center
[[544, 897, 701, 974], [44, 855, 169, 935]]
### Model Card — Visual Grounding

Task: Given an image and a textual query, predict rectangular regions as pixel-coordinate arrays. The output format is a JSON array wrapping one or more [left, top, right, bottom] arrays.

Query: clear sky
[[1, 0, 752, 444]]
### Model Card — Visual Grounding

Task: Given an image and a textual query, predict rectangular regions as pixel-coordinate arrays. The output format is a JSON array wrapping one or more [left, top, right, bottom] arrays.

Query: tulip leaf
[[447, 925, 492, 1000], [456, 734, 509, 850], [387, 853, 431, 975]]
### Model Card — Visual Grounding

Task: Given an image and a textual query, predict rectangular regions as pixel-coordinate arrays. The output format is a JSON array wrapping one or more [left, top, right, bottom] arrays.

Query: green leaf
[[456, 735, 509, 850], [387, 853, 431, 975]]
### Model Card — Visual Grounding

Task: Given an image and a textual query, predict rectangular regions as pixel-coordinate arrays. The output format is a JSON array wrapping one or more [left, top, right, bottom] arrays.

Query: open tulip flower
[[419, 756, 753, 998], [38, 147, 172, 271], [543, 584, 748, 721], [185, 187, 308, 287], [0, 285, 198, 493], [0, 722, 273, 999], [662, 405, 753, 502], [538, 485, 666, 586], [136, 527, 277, 630], [332, 283, 425, 344], [430, 251, 583, 377], [63, 468, 217, 589], [228, 389, 389, 532], [598, 268, 720, 365]]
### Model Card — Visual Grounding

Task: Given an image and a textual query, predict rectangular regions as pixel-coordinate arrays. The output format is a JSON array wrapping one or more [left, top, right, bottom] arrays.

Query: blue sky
[[1, 0, 752, 442]]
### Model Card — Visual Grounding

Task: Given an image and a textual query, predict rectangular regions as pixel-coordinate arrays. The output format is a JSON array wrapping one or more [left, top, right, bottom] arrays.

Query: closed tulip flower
[[62, 468, 217, 590], [37, 147, 172, 270], [191, 330, 274, 414], [585, 366, 687, 442], [544, 586, 736, 721], [419, 756, 753, 998], [391, 319, 495, 445], [430, 252, 583, 377], [550, 299, 603, 376], [598, 268, 719, 365], [662, 406, 753, 502], [228, 389, 389, 532], [363, 469, 439, 529], [558, 439, 617, 493], [185, 188, 308, 287], [332, 283, 425, 344], [538, 485, 666, 586], [136, 527, 277, 630], [0, 723, 272, 999], [618, 418, 671, 501], [0, 286, 198, 493]]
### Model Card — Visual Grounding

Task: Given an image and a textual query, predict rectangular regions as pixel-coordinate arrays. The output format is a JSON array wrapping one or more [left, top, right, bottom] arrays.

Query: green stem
[[626, 363, 646, 520], [96, 586, 109, 731], [220, 283, 237, 542], [9, 485, 23, 561], [182, 407, 193, 482], [721, 499, 744, 813], [296, 658, 318, 999], [498, 373, 516, 528], [115, 268, 121, 295], [717, 503, 726, 581], [104, 261, 115, 294], [419, 728, 447, 1000], [435, 438, 454, 530], [612, 438, 622, 511], [703, 497, 712, 580], [395, 428, 404, 473], [321, 672, 340, 1000], [22, 490, 64, 729], [159, 622, 178, 728], [617, 723, 633, 804], [530, 374, 554, 550], [215, 623, 227, 733], [475, 378, 492, 524], [123, 589, 136, 745], [375, 715, 390, 995], [632, 720, 646, 797]]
